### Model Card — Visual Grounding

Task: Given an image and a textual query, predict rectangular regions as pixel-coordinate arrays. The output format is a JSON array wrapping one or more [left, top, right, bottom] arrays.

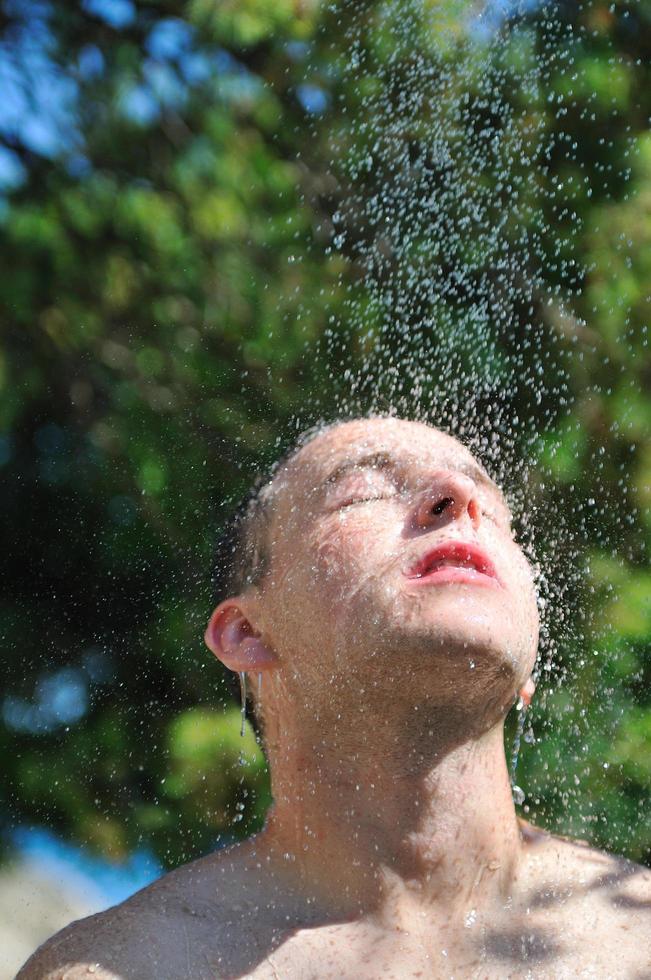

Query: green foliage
[[1, 0, 650, 872]]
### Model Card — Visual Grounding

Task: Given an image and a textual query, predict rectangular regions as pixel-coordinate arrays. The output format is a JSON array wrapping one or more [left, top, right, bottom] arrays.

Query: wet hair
[[213, 421, 337, 601]]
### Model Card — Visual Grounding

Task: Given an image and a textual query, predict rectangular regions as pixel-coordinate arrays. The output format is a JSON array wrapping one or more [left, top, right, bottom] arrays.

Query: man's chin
[[335, 589, 534, 681], [385, 608, 530, 690]]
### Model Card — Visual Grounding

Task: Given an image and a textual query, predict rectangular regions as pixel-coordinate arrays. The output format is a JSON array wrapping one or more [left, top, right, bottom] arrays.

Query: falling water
[[238, 670, 247, 738], [510, 698, 529, 806], [263, 0, 646, 850]]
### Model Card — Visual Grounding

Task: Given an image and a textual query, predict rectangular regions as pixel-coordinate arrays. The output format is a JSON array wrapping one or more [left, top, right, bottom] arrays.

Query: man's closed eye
[[338, 493, 396, 509]]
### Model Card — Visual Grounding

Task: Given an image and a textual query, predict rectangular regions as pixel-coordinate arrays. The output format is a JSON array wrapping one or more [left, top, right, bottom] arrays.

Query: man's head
[[205, 416, 538, 747]]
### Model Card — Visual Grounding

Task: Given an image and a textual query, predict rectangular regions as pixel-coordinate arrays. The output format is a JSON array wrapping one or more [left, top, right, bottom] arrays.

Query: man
[[20, 416, 651, 979]]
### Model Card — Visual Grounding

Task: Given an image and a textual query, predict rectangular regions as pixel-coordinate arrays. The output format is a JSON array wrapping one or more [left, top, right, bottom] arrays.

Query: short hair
[[212, 421, 338, 602]]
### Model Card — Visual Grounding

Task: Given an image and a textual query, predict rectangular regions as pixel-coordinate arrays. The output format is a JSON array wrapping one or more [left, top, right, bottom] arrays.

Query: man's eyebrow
[[322, 451, 395, 487], [321, 451, 501, 497]]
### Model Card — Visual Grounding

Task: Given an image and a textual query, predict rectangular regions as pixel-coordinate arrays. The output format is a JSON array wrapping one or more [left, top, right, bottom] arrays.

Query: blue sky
[[13, 826, 162, 909]]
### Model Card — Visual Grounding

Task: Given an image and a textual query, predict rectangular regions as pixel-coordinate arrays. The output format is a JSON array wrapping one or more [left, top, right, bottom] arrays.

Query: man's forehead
[[284, 418, 491, 488]]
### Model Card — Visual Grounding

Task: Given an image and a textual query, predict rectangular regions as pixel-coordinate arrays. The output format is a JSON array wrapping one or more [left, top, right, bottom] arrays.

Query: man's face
[[255, 417, 539, 721]]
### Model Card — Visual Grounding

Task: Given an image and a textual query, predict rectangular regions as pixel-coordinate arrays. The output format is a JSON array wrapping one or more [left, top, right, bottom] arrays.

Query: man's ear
[[519, 676, 536, 707], [204, 599, 278, 673]]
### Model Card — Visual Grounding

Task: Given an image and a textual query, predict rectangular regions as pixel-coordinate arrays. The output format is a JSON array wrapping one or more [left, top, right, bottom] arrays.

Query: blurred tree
[[0, 0, 649, 871]]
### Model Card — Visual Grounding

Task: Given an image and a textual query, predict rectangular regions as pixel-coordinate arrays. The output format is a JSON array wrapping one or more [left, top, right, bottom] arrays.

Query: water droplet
[[464, 908, 477, 928], [238, 671, 247, 738]]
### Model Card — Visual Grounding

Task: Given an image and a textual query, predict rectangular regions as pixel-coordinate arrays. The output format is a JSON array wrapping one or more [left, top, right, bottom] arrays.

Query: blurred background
[[2, 0, 651, 974]]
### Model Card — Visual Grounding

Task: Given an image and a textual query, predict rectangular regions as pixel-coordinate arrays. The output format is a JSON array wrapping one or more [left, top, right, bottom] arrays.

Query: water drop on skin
[[464, 908, 477, 928]]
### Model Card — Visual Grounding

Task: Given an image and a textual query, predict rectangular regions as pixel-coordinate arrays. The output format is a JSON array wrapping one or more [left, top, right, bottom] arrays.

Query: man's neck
[[254, 701, 524, 928]]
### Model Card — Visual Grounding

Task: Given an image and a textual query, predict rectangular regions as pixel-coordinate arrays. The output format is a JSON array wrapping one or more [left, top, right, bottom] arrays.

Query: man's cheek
[[313, 527, 362, 598], [312, 520, 391, 608], [519, 558, 540, 631], [509, 552, 540, 659], [274, 527, 351, 610]]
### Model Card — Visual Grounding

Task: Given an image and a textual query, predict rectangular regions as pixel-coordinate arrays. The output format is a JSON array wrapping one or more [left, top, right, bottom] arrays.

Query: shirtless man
[[19, 416, 651, 979]]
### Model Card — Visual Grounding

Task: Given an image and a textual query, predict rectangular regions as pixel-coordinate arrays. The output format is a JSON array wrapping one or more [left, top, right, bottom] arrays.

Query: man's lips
[[404, 541, 501, 587]]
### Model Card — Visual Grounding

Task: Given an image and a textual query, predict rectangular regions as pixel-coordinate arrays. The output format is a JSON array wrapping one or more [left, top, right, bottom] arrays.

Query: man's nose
[[413, 471, 481, 531]]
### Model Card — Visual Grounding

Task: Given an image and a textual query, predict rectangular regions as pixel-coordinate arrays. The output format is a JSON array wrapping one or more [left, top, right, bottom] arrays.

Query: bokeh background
[[2, 0, 651, 974]]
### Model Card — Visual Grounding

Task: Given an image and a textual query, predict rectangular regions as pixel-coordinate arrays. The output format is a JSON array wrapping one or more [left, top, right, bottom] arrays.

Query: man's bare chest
[[220, 907, 645, 980]]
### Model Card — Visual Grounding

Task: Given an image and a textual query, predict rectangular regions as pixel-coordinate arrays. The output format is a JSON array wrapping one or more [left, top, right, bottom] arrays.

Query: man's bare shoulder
[[17, 903, 161, 980], [16, 841, 267, 980], [519, 819, 651, 948], [521, 818, 651, 888]]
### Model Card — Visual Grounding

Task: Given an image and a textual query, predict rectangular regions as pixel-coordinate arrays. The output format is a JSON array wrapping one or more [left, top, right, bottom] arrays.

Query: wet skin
[[18, 418, 651, 979]]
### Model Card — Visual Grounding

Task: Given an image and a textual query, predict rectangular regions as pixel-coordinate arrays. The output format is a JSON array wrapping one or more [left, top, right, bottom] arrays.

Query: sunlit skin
[[209, 418, 540, 922], [20, 418, 651, 980]]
